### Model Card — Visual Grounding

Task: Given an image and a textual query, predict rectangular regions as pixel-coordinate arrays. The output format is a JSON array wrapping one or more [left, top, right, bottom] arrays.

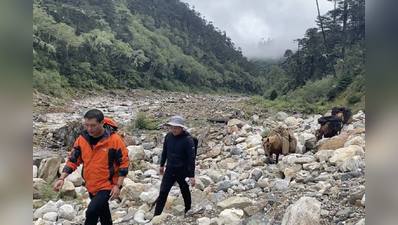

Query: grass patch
[[132, 111, 161, 130], [261, 131, 269, 139]]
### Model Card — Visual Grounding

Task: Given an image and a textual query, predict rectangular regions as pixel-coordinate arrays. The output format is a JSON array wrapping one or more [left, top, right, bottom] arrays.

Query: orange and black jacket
[[62, 124, 129, 195]]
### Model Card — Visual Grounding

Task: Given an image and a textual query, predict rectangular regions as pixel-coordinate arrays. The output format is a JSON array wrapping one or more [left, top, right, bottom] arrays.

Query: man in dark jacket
[[153, 115, 196, 217]]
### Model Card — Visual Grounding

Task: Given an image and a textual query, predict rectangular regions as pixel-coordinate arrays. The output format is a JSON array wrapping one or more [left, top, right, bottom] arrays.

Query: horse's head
[[315, 124, 330, 142], [262, 137, 271, 154], [315, 128, 323, 142], [337, 112, 345, 122]]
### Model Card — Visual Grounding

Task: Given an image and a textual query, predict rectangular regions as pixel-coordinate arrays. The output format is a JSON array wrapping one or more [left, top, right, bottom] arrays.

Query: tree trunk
[[342, 0, 349, 58], [316, 0, 337, 78]]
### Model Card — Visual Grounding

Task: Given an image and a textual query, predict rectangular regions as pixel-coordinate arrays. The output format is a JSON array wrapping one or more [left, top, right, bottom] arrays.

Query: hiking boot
[[184, 206, 204, 218]]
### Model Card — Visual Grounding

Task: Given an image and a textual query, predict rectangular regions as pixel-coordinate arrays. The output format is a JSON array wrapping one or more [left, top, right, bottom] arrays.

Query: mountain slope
[[33, 0, 266, 96]]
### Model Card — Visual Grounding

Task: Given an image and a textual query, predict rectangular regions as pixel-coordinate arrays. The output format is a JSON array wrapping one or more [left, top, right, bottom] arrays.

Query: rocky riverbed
[[33, 90, 365, 225]]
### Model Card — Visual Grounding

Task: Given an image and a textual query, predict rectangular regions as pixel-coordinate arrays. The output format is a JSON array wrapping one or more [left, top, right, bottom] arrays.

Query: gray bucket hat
[[166, 115, 187, 129]]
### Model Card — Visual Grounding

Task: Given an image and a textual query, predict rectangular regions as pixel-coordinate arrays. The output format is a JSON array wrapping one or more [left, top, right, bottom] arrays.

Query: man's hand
[[53, 179, 64, 191], [159, 167, 164, 175], [189, 177, 195, 186], [110, 185, 121, 200]]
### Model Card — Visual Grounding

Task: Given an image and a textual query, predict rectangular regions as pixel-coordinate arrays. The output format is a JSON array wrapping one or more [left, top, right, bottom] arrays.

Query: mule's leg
[[267, 152, 274, 164], [275, 152, 280, 164]]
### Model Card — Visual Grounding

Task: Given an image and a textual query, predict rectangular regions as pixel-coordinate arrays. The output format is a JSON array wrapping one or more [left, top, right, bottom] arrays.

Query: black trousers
[[154, 167, 191, 216], [85, 190, 112, 225]]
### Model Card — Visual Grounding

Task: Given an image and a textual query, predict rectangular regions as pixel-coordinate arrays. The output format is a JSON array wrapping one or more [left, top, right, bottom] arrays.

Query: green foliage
[[248, 95, 266, 105], [133, 112, 160, 130], [32, 0, 365, 114], [39, 183, 75, 202], [33, 0, 268, 96], [134, 112, 147, 129], [269, 90, 278, 101], [347, 94, 361, 105], [261, 131, 269, 139], [33, 69, 67, 97]]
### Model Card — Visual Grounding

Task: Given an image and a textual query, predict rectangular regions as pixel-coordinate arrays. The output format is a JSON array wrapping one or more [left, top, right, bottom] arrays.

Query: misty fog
[[181, 0, 334, 59]]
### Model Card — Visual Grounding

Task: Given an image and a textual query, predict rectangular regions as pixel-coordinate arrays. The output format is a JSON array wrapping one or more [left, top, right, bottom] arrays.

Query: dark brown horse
[[315, 124, 340, 142], [315, 113, 345, 142]]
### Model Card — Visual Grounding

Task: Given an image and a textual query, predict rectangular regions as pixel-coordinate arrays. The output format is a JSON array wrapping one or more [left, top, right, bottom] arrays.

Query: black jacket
[[160, 131, 195, 177]]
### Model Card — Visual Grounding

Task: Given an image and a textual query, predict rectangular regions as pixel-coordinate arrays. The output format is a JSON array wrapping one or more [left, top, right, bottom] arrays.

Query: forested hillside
[[249, 0, 365, 113], [33, 0, 266, 96], [33, 0, 365, 113]]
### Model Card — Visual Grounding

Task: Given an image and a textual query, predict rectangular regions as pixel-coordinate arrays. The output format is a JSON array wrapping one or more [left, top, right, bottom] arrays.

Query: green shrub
[[261, 131, 269, 139], [269, 90, 278, 101], [135, 112, 147, 129], [347, 94, 361, 104], [133, 112, 160, 130], [248, 95, 265, 105]]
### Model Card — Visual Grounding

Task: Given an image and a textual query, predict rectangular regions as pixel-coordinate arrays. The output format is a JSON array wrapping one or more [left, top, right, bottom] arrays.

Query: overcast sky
[[181, 0, 335, 58]]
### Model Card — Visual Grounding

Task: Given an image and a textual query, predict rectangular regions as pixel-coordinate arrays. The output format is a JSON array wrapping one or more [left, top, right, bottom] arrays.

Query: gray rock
[[127, 146, 145, 161], [58, 204, 75, 221], [218, 208, 244, 225], [38, 157, 62, 183], [355, 218, 365, 225], [298, 133, 317, 150], [302, 162, 321, 172], [294, 156, 316, 164], [275, 112, 289, 121], [219, 181, 232, 192], [198, 175, 215, 186], [314, 173, 332, 182], [139, 188, 158, 204], [329, 145, 365, 172], [252, 115, 260, 123], [195, 178, 205, 191], [34, 201, 57, 220], [335, 209, 350, 221], [43, 212, 58, 222], [143, 169, 157, 177], [250, 168, 263, 181], [281, 197, 321, 225], [314, 150, 335, 162], [295, 170, 311, 183], [228, 119, 245, 128], [217, 196, 252, 210], [142, 142, 156, 150], [333, 170, 363, 181], [258, 178, 270, 188], [361, 194, 365, 207], [245, 214, 270, 225], [33, 165, 38, 178], [231, 147, 242, 155], [211, 191, 226, 203], [33, 178, 46, 199], [206, 170, 223, 183], [197, 217, 211, 225], [61, 180, 76, 198], [270, 179, 289, 190], [133, 210, 149, 223], [349, 185, 365, 205]]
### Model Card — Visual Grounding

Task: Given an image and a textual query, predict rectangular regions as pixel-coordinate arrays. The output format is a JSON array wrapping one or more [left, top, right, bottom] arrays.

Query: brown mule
[[315, 124, 340, 142], [262, 134, 284, 164]]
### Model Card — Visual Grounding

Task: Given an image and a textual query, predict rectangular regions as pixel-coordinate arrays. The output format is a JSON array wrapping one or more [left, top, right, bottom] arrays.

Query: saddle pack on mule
[[331, 106, 353, 125], [317, 106, 352, 134], [268, 126, 297, 155]]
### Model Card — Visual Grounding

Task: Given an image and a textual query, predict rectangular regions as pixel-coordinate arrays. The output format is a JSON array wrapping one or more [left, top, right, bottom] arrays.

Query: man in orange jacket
[[54, 109, 130, 225]]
